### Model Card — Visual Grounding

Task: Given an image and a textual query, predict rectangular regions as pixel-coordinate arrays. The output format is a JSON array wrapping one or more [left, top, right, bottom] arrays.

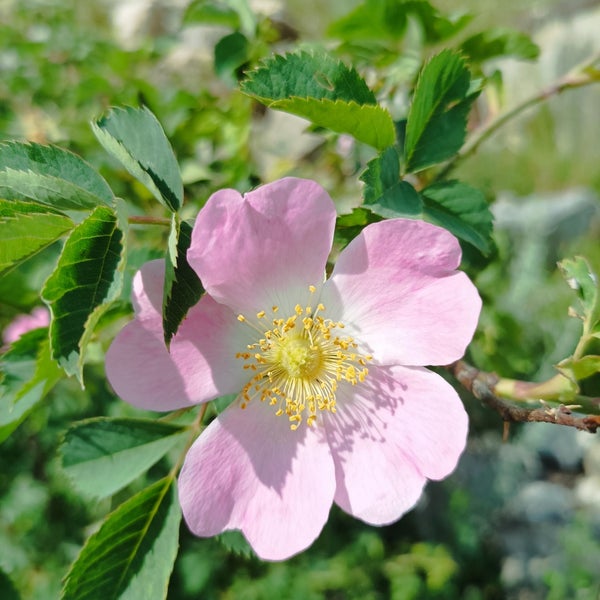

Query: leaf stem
[[436, 49, 600, 180]]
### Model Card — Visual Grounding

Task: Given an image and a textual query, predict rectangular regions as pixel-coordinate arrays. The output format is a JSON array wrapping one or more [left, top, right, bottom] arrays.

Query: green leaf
[[61, 477, 181, 600], [0, 566, 20, 600], [241, 51, 395, 149], [557, 355, 600, 382], [461, 28, 539, 63], [360, 147, 423, 217], [420, 180, 494, 255], [559, 256, 600, 333], [92, 106, 183, 212], [216, 530, 255, 558], [41, 205, 127, 383], [0, 199, 73, 275], [328, 0, 471, 43], [214, 31, 249, 78], [183, 0, 241, 29], [0, 328, 62, 443], [0, 142, 114, 210], [163, 216, 204, 347], [61, 417, 188, 499], [404, 50, 477, 173]]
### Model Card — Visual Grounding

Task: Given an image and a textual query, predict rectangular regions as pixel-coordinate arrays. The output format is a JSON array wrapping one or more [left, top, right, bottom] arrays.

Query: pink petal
[[3, 306, 50, 344], [178, 399, 336, 560], [187, 178, 337, 317], [326, 364, 468, 525], [321, 218, 481, 366], [106, 262, 250, 411]]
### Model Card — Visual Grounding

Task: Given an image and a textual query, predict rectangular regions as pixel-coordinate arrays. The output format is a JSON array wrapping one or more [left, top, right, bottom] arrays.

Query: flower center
[[235, 287, 372, 430]]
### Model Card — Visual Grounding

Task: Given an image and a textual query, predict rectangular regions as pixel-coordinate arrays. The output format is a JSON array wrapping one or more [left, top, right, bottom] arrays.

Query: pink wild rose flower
[[106, 177, 481, 561]]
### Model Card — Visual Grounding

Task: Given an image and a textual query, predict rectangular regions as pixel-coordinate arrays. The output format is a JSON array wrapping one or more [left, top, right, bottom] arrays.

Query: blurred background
[[1, 0, 599, 598]]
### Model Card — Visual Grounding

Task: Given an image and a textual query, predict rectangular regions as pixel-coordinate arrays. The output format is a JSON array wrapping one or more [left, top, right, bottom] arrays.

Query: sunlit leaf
[[0, 142, 114, 210], [61, 478, 181, 600], [41, 205, 127, 383], [163, 216, 204, 347], [404, 50, 477, 173], [183, 0, 241, 29], [92, 106, 183, 212], [557, 355, 600, 382], [0, 199, 73, 275], [61, 417, 188, 498], [0, 328, 62, 443], [559, 256, 600, 333]]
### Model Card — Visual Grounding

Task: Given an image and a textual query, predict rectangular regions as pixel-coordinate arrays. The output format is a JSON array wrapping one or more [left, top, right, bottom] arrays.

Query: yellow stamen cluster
[[235, 287, 371, 430]]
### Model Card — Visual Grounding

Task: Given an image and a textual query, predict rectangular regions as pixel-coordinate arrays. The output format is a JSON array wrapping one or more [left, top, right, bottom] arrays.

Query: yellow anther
[[257, 310, 266, 319], [309, 285, 316, 293], [237, 314, 246, 322]]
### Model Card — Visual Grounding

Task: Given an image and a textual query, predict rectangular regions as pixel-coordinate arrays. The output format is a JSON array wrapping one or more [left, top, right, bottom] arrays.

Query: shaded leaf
[[0, 199, 73, 275], [461, 28, 539, 63], [404, 50, 477, 173], [361, 147, 423, 217], [215, 31, 250, 78], [216, 530, 255, 558], [41, 205, 127, 383], [61, 417, 188, 499], [0, 142, 114, 210], [0, 567, 20, 600], [420, 180, 494, 255], [61, 478, 181, 600], [92, 106, 183, 212], [163, 216, 204, 347], [0, 328, 62, 443], [328, 0, 472, 43]]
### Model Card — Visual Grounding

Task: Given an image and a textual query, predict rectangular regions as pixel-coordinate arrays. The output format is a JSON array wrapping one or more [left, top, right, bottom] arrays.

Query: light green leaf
[[328, 0, 472, 43], [559, 256, 600, 333], [461, 28, 540, 62], [0, 142, 114, 210], [557, 355, 600, 382], [420, 180, 494, 255], [0, 199, 73, 275], [0, 328, 62, 443], [183, 0, 241, 29], [41, 205, 127, 383], [92, 106, 183, 212], [360, 147, 423, 217], [404, 50, 477, 173], [61, 417, 188, 499], [61, 477, 181, 600], [163, 216, 204, 347]]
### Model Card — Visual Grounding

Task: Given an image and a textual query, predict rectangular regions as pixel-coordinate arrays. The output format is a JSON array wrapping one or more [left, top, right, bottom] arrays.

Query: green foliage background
[[1, 0, 599, 598]]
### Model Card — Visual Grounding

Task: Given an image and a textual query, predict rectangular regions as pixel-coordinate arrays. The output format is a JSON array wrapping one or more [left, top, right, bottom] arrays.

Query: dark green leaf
[[327, 0, 472, 43], [242, 51, 376, 104], [242, 52, 395, 149], [334, 208, 383, 250], [61, 477, 181, 600], [420, 180, 494, 255], [361, 147, 423, 217], [216, 530, 255, 558], [163, 216, 204, 347], [0, 328, 62, 443], [404, 50, 477, 173], [41, 205, 127, 383], [214, 31, 249, 78], [0, 142, 114, 210], [61, 417, 188, 498], [0, 566, 20, 600], [461, 28, 540, 63], [92, 106, 183, 212], [0, 199, 73, 275]]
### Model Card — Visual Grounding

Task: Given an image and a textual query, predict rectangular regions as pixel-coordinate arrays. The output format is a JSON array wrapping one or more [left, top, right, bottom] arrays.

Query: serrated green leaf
[[360, 147, 423, 217], [559, 256, 600, 332], [0, 199, 73, 275], [163, 216, 204, 347], [41, 205, 127, 383], [404, 50, 477, 173], [92, 106, 183, 212], [214, 31, 250, 78], [461, 28, 539, 63], [0, 142, 114, 210], [420, 180, 494, 255], [0, 328, 62, 443], [242, 51, 376, 104], [61, 477, 181, 600], [328, 0, 471, 43], [216, 530, 255, 558], [61, 417, 188, 498]]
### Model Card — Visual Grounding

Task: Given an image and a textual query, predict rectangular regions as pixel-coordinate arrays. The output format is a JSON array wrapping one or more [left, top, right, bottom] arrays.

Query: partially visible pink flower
[[106, 177, 481, 560], [2, 306, 50, 345]]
